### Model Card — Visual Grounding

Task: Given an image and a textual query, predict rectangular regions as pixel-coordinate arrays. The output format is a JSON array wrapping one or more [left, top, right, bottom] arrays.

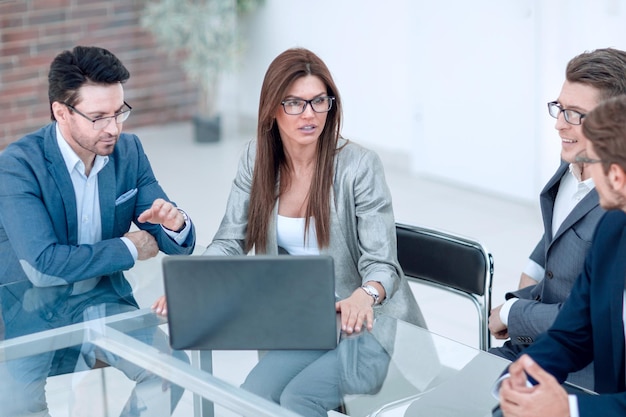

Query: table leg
[[192, 350, 214, 417]]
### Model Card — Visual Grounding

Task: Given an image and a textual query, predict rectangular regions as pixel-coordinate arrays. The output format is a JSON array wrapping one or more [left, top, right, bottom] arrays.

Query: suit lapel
[[552, 188, 599, 242], [98, 155, 116, 240], [322, 190, 355, 298], [540, 161, 601, 244], [539, 162, 568, 245], [266, 203, 279, 255], [44, 128, 78, 243]]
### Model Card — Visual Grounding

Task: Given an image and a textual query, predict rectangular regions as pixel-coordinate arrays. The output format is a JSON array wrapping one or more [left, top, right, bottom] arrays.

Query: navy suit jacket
[[520, 209, 626, 414], [0, 123, 195, 306]]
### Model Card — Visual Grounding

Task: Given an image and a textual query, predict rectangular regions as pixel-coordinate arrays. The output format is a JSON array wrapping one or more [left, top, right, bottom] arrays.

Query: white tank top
[[276, 214, 320, 255]]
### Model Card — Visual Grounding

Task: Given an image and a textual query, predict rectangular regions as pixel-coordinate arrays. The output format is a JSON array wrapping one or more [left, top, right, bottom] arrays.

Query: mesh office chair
[[396, 223, 494, 350]]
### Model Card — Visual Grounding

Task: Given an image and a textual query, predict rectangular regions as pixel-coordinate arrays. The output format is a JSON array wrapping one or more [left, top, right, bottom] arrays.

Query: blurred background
[[2, 0, 626, 348], [4, 1, 626, 201]]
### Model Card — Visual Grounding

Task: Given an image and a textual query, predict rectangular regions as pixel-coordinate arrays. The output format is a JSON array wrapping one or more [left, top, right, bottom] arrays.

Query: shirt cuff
[[162, 210, 191, 245], [491, 373, 534, 400], [121, 236, 138, 261], [568, 395, 579, 417], [523, 259, 545, 282], [499, 297, 518, 326], [492, 373, 509, 400], [492, 373, 576, 417]]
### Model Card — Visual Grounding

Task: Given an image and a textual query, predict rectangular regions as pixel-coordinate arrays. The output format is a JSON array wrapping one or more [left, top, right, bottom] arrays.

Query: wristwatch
[[361, 284, 380, 305], [177, 209, 189, 231], [168, 209, 189, 232]]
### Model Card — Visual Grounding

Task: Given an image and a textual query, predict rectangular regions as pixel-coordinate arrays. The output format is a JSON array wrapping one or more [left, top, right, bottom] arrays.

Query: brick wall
[[0, 0, 198, 150]]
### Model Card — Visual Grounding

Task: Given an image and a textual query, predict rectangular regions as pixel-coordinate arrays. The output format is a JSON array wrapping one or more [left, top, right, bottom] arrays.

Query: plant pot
[[193, 114, 221, 143]]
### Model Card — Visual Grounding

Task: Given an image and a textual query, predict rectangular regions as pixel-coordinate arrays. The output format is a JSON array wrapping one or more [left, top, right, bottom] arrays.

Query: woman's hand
[[151, 295, 168, 316], [335, 287, 376, 334]]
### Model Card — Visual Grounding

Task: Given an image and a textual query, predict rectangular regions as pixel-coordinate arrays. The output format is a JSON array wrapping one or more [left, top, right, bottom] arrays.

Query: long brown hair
[[246, 48, 343, 253]]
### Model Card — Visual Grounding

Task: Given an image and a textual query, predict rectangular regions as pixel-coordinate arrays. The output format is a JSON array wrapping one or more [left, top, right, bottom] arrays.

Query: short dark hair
[[566, 48, 626, 101], [48, 46, 130, 120], [582, 94, 626, 174]]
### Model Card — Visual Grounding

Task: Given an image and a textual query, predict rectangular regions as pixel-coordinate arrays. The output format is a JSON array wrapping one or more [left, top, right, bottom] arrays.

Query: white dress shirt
[[55, 124, 190, 294]]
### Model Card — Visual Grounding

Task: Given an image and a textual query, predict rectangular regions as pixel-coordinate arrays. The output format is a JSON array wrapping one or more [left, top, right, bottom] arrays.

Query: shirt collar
[[55, 123, 108, 176], [568, 162, 595, 189]]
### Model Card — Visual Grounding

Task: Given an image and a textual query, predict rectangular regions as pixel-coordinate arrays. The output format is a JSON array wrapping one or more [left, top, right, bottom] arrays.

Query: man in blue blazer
[[496, 94, 626, 416], [489, 48, 626, 389], [0, 46, 196, 416]]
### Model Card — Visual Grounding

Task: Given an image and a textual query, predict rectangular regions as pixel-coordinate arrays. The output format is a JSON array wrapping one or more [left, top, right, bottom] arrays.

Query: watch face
[[362, 285, 379, 303]]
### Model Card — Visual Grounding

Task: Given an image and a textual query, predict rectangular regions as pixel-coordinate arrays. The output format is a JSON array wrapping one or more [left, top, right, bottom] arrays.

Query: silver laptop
[[162, 255, 338, 350]]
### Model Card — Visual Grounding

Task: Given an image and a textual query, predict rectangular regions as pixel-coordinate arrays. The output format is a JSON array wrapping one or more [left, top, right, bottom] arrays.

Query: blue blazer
[[0, 123, 195, 306], [521, 209, 626, 414]]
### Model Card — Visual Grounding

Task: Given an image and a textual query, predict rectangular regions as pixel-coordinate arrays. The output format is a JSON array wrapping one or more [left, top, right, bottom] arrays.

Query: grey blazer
[[203, 138, 426, 330], [502, 161, 603, 389], [506, 162, 604, 341]]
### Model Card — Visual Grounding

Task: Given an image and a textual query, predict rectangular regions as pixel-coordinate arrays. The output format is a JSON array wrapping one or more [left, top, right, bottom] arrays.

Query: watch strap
[[361, 284, 380, 305]]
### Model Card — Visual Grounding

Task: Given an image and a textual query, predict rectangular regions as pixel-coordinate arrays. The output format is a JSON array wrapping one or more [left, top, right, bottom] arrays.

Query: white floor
[[46, 120, 544, 416]]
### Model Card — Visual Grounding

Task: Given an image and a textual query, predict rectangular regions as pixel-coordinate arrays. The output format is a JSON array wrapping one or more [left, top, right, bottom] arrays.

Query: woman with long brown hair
[[202, 47, 425, 415]]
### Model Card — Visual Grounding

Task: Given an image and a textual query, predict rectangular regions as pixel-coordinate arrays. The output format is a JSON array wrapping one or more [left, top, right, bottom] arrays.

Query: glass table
[[0, 256, 512, 417]]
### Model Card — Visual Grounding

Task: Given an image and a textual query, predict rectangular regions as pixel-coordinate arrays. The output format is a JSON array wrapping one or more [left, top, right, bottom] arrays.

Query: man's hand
[[124, 230, 159, 260], [138, 198, 185, 232], [489, 304, 509, 339], [500, 354, 569, 417]]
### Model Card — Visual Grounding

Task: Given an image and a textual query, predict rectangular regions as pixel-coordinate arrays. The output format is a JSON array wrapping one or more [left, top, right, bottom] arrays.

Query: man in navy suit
[[0, 46, 196, 416], [497, 95, 626, 416], [489, 48, 626, 390]]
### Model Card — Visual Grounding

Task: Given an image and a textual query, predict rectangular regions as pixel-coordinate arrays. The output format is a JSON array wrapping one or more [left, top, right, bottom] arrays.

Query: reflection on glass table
[[338, 314, 510, 417], [0, 275, 299, 417], [1, 253, 586, 417], [1, 272, 508, 417]]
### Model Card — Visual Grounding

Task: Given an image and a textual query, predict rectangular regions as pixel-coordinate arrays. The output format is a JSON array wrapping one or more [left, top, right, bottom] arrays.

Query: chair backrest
[[396, 223, 494, 350]]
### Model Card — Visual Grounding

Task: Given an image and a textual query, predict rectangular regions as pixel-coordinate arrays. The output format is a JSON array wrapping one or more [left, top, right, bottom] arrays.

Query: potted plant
[[141, 0, 262, 142]]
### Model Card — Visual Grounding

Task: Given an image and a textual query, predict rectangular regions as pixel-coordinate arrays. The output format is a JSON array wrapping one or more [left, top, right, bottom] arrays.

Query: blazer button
[[546, 271, 554, 279]]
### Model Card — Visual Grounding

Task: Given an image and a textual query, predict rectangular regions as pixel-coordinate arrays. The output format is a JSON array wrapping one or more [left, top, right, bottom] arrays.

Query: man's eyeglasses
[[281, 96, 335, 115], [547, 101, 586, 125], [64, 101, 132, 130], [574, 154, 608, 165]]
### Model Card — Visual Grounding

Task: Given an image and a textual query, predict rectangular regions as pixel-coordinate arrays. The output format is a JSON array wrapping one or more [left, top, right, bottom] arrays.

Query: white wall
[[232, 0, 626, 203]]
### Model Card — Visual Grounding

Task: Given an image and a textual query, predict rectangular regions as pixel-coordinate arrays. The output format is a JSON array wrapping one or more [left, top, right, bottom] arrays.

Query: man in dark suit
[[489, 48, 626, 389], [0, 46, 196, 416], [497, 94, 626, 416]]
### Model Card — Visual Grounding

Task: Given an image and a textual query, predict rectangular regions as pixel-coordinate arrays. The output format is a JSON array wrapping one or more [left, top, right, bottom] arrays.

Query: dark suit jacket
[[521, 210, 626, 415], [0, 123, 196, 306]]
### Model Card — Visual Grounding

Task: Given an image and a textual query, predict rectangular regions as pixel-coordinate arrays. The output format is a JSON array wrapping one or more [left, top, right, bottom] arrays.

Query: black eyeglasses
[[64, 101, 132, 130], [281, 96, 335, 115], [547, 101, 586, 125]]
